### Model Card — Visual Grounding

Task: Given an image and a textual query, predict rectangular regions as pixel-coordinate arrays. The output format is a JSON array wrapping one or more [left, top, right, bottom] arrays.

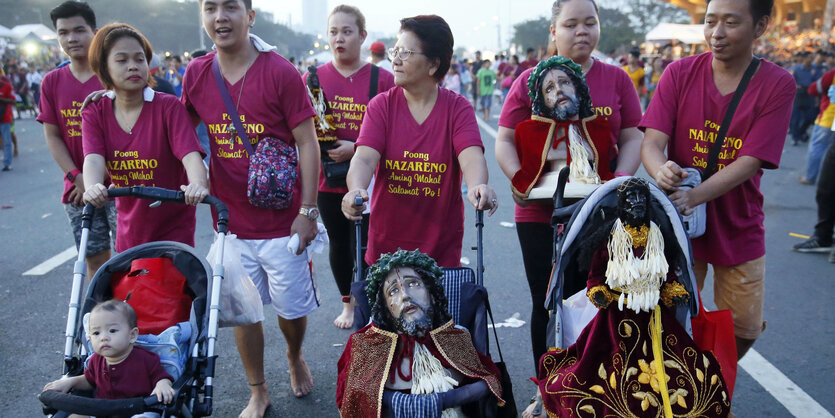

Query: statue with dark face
[[337, 250, 504, 418], [529, 57, 593, 121], [536, 178, 730, 417]]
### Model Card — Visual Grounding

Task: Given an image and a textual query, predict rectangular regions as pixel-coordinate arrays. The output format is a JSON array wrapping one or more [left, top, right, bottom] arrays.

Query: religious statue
[[538, 178, 731, 417], [512, 56, 614, 200], [336, 250, 504, 418]]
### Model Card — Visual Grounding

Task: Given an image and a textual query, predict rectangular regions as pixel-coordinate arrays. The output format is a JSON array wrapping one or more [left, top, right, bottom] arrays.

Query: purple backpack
[[213, 56, 296, 210]]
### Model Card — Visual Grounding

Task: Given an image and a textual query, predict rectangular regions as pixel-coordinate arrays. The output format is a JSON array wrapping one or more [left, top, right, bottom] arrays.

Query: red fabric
[[538, 246, 731, 416], [500, 59, 642, 224], [0, 77, 13, 124], [112, 257, 192, 334], [84, 346, 172, 400], [337, 323, 504, 417], [640, 53, 794, 266], [809, 68, 835, 125], [303, 62, 396, 193], [182, 51, 316, 239], [82, 91, 202, 251], [356, 86, 483, 267], [511, 117, 615, 198], [37, 66, 104, 202], [691, 293, 738, 398]]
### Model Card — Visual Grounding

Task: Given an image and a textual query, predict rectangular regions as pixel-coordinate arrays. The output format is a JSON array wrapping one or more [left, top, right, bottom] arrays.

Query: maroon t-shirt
[[84, 346, 172, 400], [82, 90, 203, 252], [303, 62, 395, 193], [499, 59, 643, 223], [356, 86, 483, 267], [640, 53, 794, 266], [182, 50, 316, 239]]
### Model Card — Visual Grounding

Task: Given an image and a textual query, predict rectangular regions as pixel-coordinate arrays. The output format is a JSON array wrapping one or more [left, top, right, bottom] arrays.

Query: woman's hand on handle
[[180, 183, 208, 205], [83, 183, 109, 208]]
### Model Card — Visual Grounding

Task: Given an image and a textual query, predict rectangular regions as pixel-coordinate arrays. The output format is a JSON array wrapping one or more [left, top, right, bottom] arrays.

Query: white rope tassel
[[606, 221, 670, 313], [606, 219, 638, 290], [411, 343, 460, 417], [567, 124, 601, 185]]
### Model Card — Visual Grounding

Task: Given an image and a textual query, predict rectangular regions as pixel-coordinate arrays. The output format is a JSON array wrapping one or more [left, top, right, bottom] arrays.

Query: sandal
[[523, 394, 543, 417]]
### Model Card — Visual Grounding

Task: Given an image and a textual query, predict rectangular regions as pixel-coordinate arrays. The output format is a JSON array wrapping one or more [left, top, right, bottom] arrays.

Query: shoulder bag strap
[[212, 55, 254, 157], [369, 64, 379, 99], [703, 56, 760, 180]]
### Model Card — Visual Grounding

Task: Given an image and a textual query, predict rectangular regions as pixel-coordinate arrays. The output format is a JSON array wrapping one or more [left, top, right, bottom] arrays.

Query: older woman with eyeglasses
[[341, 14, 497, 268]]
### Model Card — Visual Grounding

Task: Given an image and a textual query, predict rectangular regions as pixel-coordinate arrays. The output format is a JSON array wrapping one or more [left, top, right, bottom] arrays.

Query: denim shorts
[[479, 94, 493, 111]]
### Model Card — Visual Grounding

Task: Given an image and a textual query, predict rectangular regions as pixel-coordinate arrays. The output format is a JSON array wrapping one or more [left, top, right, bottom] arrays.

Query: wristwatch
[[299, 207, 320, 221], [66, 169, 82, 182]]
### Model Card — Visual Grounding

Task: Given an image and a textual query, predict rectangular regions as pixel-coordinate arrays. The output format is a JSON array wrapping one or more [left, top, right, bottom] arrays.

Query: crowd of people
[[1, 0, 827, 416]]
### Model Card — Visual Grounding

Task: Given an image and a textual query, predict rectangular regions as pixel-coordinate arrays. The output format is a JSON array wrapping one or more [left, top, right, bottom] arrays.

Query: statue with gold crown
[[537, 178, 731, 417], [511, 56, 614, 201]]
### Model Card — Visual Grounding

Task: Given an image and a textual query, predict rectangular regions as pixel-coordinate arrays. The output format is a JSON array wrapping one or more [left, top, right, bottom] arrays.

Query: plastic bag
[[562, 288, 599, 347], [207, 233, 265, 328]]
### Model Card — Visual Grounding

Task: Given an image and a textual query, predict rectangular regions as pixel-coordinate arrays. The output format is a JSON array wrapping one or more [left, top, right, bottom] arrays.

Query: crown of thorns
[[365, 249, 443, 301], [527, 56, 587, 102], [616, 177, 650, 195]]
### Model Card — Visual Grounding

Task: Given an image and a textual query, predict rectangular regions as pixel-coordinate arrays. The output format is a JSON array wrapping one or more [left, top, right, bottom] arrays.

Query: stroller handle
[[40, 390, 163, 416], [81, 186, 229, 233]]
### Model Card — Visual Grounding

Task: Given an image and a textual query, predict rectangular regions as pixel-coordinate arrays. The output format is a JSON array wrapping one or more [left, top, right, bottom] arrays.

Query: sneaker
[[798, 177, 814, 185], [1, 166, 10, 172], [792, 237, 833, 253]]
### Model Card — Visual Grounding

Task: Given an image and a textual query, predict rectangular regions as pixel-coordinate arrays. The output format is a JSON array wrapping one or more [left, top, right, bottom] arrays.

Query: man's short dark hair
[[706, 0, 774, 23], [172, 55, 182, 64], [400, 15, 454, 82], [50, 1, 96, 30], [199, 0, 252, 10]]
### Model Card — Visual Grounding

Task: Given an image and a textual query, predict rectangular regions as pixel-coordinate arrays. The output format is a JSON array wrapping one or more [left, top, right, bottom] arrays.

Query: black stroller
[[349, 208, 516, 416], [40, 187, 229, 418], [543, 174, 701, 350]]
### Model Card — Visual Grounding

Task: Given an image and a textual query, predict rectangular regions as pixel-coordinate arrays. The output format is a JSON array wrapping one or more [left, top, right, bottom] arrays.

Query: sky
[[253, 0, 552, 54]]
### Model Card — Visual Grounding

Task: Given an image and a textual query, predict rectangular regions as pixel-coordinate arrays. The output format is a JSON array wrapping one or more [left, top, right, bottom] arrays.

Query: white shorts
[[238, 236, 320, 320]]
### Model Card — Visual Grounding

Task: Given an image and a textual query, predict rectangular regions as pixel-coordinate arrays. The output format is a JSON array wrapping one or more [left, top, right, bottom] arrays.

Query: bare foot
[[288, 351, 313, 397], [239, 382, 270, 418], [333, 302, 354, 329]]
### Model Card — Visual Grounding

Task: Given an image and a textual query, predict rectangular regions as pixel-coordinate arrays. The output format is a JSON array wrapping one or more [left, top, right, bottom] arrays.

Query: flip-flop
[[527, 394, 543, 417]]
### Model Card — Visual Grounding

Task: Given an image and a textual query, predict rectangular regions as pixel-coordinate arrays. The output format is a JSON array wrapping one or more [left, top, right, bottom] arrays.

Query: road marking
[[476, 115, 499, 140], [740, 349, 833, 417], [22, 246, 77, 276], [789, 232, 811, 239]]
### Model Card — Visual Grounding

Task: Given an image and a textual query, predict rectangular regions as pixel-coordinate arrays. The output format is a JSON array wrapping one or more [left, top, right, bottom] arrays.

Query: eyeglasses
[[387, 47, 424, 62]]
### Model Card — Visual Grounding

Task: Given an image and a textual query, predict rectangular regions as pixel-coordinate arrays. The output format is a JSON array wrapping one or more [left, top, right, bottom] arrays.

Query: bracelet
[[614, 171, 631, 177]]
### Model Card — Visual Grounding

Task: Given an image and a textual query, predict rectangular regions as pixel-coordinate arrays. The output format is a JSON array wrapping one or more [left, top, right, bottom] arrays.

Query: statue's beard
[[542, 95, 580, 120], [555, 96, 580, 120], [392, 303, 435, 337], [621, 206, 648, 228]]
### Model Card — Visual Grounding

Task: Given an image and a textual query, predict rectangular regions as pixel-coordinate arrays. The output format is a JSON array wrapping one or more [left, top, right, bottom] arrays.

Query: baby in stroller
[[43, 299, 175, 417]]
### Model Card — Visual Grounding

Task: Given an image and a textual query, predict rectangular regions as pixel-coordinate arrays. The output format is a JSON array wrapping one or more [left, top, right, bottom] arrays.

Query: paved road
[[0, 107, 832, 417]]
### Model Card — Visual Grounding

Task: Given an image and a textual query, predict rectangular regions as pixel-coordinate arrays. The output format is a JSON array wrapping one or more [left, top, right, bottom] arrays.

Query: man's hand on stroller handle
[[341, 189, 368, 221], [151, 379, 175, 404], [83, 183, 111, 208], [467, 184, 498, 216]]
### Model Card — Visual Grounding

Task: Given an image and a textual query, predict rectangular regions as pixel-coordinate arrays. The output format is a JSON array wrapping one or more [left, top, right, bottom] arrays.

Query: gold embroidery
[[623, 224, 649, 247], [660, 282, 690, 307], [587, 285, 619, 309], [540, 317, 730, 416]]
